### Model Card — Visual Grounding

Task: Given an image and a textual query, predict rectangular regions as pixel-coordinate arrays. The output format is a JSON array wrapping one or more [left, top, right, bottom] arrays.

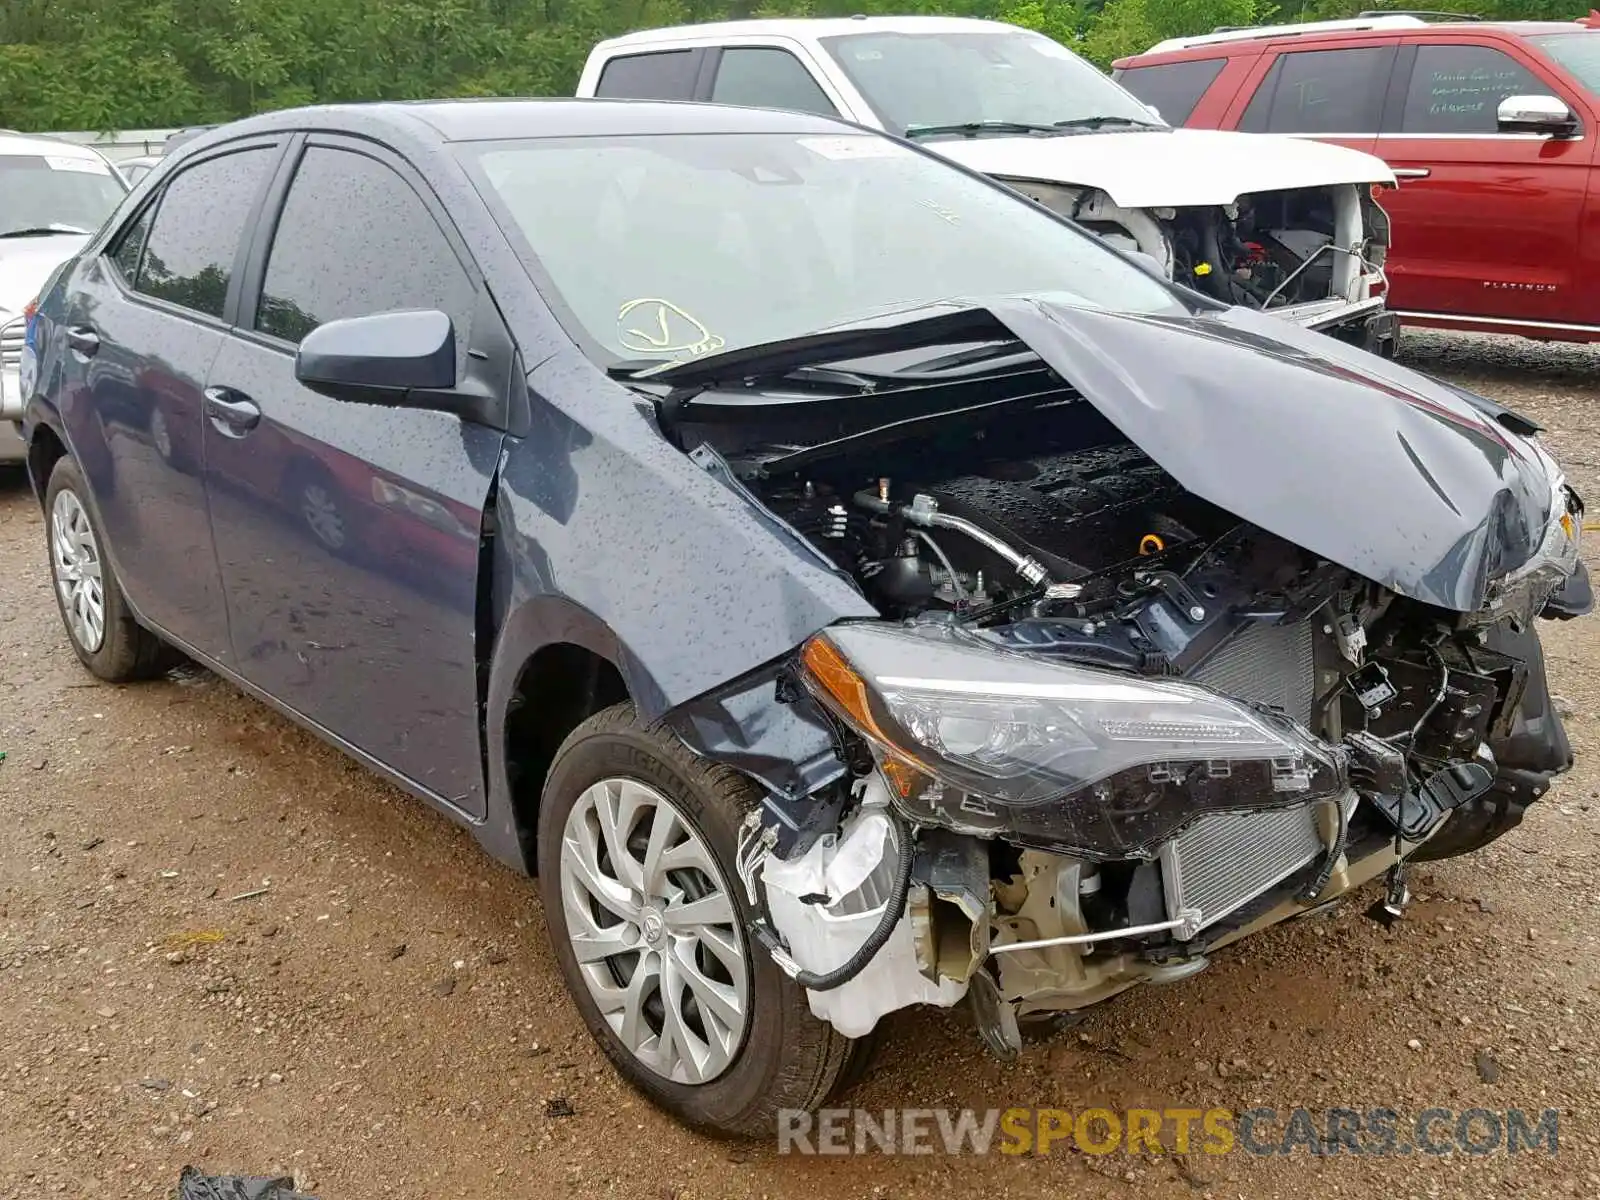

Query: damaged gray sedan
[[23, 99, 1589, 1138]]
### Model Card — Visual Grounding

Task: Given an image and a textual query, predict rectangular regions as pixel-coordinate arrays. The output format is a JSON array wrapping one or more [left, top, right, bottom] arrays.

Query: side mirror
[[1497, 94, 1578, 137], [1143, 103, 1163, 123], [295, 309, 456, 406]]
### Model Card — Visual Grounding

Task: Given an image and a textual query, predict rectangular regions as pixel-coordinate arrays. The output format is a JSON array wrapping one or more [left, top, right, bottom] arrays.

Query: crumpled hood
[[0, 235, 88, 317], [928, 127, 1397, 208], [982, 297, 1551, 612]]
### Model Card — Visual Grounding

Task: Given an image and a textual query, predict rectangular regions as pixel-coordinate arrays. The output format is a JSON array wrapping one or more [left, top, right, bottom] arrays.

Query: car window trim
[[1239, 54, 1283, 132], [231, 132, 487, 358], [102, 136, 288, 332], [1384, 37, 1586, 138]]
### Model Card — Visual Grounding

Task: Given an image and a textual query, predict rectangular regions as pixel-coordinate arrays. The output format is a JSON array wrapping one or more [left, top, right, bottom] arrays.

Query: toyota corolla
[[19, 99, 1588, 1137]]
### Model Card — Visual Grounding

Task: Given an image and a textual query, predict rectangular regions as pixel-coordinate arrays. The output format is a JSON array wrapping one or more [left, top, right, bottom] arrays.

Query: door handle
[[66, 325, 100, 356], [204, 385, 261, 435], [1392, 167, 1431, 180]]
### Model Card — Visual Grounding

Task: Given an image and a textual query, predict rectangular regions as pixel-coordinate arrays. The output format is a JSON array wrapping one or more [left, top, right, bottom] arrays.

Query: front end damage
[[654, 297, 1585, 1055], [1004, 178, 1397, 355]]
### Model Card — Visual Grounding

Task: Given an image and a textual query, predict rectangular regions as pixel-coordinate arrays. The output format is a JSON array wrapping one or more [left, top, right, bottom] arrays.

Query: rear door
[[1374, 38, 1594, 325], [60, 140, 281, 662], [201, 137, 509, 816], [1231, 43, 1396, 157]]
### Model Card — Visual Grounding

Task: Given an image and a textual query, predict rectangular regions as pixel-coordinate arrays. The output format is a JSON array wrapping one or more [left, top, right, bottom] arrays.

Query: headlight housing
[[800, 622, 1346, 860], [1480, 444, 1583, 628]]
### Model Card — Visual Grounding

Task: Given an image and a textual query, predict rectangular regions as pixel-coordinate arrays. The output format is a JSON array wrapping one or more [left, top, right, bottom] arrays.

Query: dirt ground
[[2, 329, 1599, 1199]]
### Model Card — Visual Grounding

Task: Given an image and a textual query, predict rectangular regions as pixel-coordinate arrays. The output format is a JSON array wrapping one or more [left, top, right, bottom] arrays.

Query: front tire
[[44, 456, 177, 682], [536, 703, 856, 1137]]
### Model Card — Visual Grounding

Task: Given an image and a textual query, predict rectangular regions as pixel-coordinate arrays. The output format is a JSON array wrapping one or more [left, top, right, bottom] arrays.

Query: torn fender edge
[[661, 654, 851, 850]]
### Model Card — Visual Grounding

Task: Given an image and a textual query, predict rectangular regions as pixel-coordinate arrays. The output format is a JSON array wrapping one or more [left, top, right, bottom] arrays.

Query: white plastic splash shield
[[763, 796, 967, 1037]]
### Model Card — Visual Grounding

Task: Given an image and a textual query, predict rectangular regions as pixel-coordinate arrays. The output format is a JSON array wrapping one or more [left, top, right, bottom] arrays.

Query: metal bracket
[[990, 906, 1204, 955]]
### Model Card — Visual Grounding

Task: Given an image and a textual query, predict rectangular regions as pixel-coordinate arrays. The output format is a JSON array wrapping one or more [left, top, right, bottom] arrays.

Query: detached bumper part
[[1273, 294, 1386, 333]]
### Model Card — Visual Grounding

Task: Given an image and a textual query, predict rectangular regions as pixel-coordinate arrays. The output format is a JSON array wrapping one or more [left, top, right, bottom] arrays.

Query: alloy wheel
[[557, 777, 750, 1084], [50, 489, 106, 653]]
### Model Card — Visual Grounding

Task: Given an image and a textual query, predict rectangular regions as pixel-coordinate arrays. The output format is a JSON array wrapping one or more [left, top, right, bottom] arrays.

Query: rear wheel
[[45, 457, 178, 682], [536, 703, 856, 1137]]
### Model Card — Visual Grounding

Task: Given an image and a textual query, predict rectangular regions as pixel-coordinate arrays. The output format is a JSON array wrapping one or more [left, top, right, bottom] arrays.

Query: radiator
[[1186, 618, 1317, 725], [1164, 619, 1327, 932], [1161, 803, 1327, 933]]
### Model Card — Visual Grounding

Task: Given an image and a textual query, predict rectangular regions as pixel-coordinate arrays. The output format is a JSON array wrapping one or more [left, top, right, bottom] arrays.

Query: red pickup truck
[[1114, 14, 1600, 343]]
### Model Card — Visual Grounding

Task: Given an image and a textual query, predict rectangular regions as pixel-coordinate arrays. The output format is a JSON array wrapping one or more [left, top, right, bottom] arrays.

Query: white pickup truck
[[577, 15, 1401, 354]]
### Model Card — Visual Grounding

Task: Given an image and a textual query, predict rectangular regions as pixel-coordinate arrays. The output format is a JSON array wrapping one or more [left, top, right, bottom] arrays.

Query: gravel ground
[[2, 329, 1599, 1199]]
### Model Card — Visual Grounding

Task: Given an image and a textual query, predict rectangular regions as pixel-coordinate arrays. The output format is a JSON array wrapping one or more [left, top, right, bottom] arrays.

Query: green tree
[[0, 0, 1572, 131]]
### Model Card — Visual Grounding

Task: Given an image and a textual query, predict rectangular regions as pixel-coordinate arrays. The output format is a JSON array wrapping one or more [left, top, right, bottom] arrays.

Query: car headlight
[[1480, 444, 1584, 627], [799, 622, 1346, 859]]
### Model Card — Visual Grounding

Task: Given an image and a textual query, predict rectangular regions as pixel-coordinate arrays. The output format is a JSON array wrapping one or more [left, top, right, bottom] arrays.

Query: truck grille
[[1164, 618, 1329, 933], [0, 318, 23, 370]]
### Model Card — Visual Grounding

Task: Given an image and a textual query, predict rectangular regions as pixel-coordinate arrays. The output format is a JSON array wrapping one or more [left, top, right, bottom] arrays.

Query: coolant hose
[[793, 811, 917, 993]]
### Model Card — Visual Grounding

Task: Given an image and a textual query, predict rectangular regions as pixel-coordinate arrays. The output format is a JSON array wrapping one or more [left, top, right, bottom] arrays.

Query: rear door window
[[1395, 44, 1544, 134], [131, 147, 274, 320], [593, 50, 701, 100], [1113, 59, 1227, 124], [1240, 46, 1396, 133], [710, 47, 839, 116], [108, 203, 155, 286]]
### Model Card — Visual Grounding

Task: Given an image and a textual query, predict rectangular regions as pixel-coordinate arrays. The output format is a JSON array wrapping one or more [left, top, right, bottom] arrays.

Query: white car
[[1, 133, 128, 463], [578, 16, 1400, 353], [118, 155, 162, 186]]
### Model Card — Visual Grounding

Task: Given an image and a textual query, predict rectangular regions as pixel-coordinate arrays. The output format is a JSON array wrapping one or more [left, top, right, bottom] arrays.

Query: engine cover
[[915, 444, 1222, 581]]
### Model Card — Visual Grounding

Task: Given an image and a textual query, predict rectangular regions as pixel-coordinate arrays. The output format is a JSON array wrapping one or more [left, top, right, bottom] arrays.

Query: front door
[[202, 138, 505, 815], [1375, 40, 1595, 325]]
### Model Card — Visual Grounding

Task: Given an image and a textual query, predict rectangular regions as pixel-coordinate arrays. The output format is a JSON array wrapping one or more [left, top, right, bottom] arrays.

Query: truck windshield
[[0, 154, 126, 238], [461, 130, 1187, 367], [816, 29, 1164, 137], [1527, 31, 1600, 97]]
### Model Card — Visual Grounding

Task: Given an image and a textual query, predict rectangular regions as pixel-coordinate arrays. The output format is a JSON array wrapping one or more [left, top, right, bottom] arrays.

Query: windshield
[[1528, 31, 1600, 96], [0, 153, 126, 237], [816, 30, 1163, 137], [463, 131, 1185, 367]]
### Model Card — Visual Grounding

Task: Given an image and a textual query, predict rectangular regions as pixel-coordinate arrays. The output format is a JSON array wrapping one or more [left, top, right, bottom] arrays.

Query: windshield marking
[[617, 298, 725, 359]]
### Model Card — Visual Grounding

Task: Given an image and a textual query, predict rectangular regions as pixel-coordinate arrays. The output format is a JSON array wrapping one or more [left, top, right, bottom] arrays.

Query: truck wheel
[[537, 703, 855, 1137], [44, 456, 178, 681]]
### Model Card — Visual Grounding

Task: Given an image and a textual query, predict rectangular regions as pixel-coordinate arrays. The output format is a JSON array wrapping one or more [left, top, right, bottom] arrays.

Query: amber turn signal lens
[[798, 633, 929, 796]]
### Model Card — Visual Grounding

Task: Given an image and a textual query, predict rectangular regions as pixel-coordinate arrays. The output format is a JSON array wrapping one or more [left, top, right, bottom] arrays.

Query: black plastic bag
[[176, 1166, 320, 1200]]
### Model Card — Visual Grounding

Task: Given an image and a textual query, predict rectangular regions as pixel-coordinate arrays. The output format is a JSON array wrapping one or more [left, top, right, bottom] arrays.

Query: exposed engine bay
[[1005, 179, 1389, 314], [669, 342, 1583, 1048]]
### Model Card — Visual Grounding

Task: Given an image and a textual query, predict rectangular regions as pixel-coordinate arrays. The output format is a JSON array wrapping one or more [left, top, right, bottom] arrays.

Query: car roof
[[1135, 17, 1600, 59], [594, 14, 1021, 51], [0, 131, 109, 160], [183, 97, 864, 149]]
